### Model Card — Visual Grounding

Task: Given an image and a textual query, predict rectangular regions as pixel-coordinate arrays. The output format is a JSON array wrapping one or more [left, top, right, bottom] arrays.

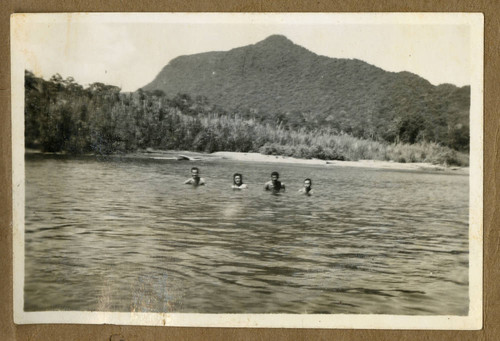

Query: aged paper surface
[[6, 9, 489, 338]]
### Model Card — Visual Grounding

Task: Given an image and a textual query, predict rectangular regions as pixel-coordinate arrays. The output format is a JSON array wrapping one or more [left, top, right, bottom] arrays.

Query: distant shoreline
[[25, 148, 468, 174], [211, 151, 468, 174]]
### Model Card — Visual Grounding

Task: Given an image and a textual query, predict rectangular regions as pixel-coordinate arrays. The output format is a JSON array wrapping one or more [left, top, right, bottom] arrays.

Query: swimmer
[[184, 167, 205, 186], [298, 178, 313, 195], [264, 171, 285, 192], [232, 173, 248, 189]]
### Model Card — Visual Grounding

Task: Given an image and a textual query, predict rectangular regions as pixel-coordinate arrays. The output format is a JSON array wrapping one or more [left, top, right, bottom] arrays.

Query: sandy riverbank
[[210, 152, 468, 174]]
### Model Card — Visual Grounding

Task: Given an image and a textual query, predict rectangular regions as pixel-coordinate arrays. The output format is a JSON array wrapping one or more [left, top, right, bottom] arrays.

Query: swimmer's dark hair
[[304, 178, 312, 186], [191, 167, 199, 172], [271, 171, 279, 178], [233, 173, 243, 185]]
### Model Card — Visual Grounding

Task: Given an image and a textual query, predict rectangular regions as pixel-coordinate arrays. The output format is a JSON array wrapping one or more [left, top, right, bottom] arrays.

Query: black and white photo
[[11, 13, 483, 328]]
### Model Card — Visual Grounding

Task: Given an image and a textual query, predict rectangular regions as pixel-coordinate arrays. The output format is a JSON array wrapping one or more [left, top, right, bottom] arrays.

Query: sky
[[14, 13, 473, 92]]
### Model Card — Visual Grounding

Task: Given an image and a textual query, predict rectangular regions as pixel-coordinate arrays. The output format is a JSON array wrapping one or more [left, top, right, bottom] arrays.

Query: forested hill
[[142, 35, 470, 151]]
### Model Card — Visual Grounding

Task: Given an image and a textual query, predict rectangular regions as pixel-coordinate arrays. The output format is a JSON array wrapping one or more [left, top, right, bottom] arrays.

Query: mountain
[[142, 35, 470, 151]]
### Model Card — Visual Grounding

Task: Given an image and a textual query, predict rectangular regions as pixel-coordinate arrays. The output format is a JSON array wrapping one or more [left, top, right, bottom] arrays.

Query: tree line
[[24, 71, 468, 166]]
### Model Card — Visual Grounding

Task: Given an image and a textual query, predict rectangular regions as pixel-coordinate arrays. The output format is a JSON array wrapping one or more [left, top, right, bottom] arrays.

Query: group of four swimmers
[[184, 167, 313, 194]]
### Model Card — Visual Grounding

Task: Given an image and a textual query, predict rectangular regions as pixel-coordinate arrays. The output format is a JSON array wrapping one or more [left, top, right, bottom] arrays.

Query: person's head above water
[[233, 173, 243, 185], [271, 171, 280, 182], [265, 171, 284, 191], [184, 167, 205, 186], [191, 167, 200, 179], [304, 178, 312, 189]]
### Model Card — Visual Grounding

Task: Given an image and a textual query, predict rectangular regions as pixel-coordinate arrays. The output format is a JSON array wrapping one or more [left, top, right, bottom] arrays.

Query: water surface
[[25, 155, 469, 315]]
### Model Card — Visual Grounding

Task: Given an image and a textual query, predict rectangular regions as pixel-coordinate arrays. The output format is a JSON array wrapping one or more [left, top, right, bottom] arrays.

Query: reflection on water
[[24, 155, 469, 314]]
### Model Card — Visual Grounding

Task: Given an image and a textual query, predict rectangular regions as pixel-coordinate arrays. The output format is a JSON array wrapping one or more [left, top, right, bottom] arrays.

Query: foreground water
[[24, 154, 469, 315]]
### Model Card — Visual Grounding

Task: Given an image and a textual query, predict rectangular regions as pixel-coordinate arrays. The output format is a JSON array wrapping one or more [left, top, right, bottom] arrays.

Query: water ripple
[[24, 156, 469, 315]]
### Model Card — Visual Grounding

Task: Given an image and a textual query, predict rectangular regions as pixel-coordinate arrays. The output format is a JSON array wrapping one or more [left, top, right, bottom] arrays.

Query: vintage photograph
[[11, 13, 483, 328]]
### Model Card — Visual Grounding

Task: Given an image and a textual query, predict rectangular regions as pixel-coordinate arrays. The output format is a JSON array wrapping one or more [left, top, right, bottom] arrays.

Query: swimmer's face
[[271, 174, 279, 182], [234, 175, 242, 185], [304, 180, 311, 188], [191, 169, 199, 178]]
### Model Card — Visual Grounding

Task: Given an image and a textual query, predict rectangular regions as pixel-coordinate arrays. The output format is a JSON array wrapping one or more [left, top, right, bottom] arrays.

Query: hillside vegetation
[[143, 35, 470, 152], [24, 71, 468, 166]]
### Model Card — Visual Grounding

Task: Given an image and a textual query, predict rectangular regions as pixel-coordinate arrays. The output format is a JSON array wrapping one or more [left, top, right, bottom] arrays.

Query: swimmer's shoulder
[[232, 184, 248, 189], [298, 188, 313, 194]]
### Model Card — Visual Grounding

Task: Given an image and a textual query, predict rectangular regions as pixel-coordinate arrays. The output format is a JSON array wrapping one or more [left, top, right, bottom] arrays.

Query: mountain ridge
[[142, 34, 469, 150]]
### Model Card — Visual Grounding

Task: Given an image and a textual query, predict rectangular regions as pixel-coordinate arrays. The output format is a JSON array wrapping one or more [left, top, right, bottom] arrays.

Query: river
[[24, 154, 469, 315]]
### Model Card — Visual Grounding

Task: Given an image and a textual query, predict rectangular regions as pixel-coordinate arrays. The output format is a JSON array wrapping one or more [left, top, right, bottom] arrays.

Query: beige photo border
[[11, 12, 483, 329]]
